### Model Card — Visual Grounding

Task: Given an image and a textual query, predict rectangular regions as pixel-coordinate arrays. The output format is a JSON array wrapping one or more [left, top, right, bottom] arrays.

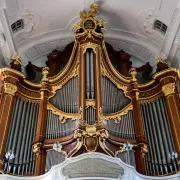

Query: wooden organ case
[[0, 3, 180, 177]]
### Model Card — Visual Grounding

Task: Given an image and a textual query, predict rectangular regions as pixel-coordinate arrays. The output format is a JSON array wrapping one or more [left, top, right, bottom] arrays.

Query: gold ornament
[[41, 67, 49, 81], [162, 83, 175, 96], [4, 83, 17, 96], [157, 57, 168, 65]]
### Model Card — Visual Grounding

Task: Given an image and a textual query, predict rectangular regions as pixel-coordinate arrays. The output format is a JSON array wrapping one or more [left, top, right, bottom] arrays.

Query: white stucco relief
[[0, 152, 180, 180]]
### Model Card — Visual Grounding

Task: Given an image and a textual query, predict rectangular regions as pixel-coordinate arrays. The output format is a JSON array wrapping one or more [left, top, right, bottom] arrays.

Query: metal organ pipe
[[4, 96, 39, 175], [101, 77, 131, 114], [45, 110, 76, 139], [106, 111, 135, 140], [49, 77, 79, 113], [85, 49, 95, 100], [141, 97, 176, 175]]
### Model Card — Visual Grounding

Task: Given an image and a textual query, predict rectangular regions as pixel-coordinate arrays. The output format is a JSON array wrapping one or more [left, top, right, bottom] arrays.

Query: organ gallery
[[0, 3, 180, 180]]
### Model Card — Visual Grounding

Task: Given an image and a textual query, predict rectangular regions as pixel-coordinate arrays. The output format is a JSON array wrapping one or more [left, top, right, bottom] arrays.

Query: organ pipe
[[85, 107, 96, 125], [45, 110, 76, 139], [141, 97, 176, 175], [101, 77, 131, 114], [45, 150, 66, 172], [106, 111, 135, 139], [4, 96, 39, 175], [49, 77, 79, 113], [86, 49, 95, 100]]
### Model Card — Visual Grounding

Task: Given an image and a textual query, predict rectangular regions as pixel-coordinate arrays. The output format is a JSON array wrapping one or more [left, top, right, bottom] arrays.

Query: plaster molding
[[138, 8, 157, 36], [160, 2, 180, 59], [22, 9, 41, 35], [0, 152, 180, 180], [19, 36, 157, 68]]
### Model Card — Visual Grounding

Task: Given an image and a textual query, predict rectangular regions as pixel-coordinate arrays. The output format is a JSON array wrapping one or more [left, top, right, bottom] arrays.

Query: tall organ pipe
[[4, 96, 39, 175], [85, 49, 95, 99], [141, 96, 176, 175]]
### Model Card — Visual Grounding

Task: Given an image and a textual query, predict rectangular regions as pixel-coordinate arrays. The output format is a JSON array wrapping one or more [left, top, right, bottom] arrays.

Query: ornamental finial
[[41, 67, 49, 81], [79, 3, 99, 20], [75, 4, 106, 34]]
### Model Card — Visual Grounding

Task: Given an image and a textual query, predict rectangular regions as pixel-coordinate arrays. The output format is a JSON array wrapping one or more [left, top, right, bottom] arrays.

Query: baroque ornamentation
[[32, 142, 43, 157], [18, 84, 40, 100], [139, 143, 148, 157], [41, 67, 49, 82], [74, 126, 109, 153], [21, 9, 40, 39], [162, 83, 175, 96], [4, 83, 17, 96], [47, 103, 80, 123], [74, 3, 106, 34], [9, 56, 22, 65], [101, 104, 133, 123]]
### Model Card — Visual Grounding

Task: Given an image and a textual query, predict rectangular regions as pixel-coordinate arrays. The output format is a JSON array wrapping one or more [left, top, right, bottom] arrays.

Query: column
[[79, 47, 86, 124], [0, 82, 17, 173], [129, 68, 147, 175], [94, 48, 102, 123], [33, 67, 50, 175]]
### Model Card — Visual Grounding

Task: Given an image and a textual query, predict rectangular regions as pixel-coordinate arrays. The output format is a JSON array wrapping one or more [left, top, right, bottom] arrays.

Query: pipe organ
[[0, 3, 180, 178]]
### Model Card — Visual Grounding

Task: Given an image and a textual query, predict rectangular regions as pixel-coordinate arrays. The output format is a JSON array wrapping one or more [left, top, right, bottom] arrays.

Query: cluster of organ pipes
[[106, 111, 135, 140], [141, 96, 177, 175], [85, 107, 96, 125], [45, 110, 76, 139], [86, 49, 95, 100], [101, 76, 131, 114], [45, 150, 65, 172], [49, 77, 79, 113], [4, 97, 39, 175]]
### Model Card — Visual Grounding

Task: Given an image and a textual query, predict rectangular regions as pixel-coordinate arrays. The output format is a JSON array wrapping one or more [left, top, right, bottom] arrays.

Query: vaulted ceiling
[[0, 0, 180, 71]]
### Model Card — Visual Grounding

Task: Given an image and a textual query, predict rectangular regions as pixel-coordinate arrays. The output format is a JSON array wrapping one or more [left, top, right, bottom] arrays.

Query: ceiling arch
[[0, 0, 180, 69]]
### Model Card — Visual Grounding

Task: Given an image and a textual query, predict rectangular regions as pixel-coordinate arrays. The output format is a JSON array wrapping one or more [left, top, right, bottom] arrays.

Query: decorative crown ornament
[[74, 3, 106, 35]]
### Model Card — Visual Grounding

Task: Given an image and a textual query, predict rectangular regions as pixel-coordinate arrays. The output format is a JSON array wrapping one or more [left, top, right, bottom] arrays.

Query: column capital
[[4, 83, 17, 96], [162, 83, 175, 96]]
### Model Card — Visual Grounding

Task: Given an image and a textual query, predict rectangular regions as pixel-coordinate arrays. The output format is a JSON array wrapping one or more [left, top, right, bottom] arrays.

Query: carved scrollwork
[[47, 103, 80, 123], [101, 104, 133, 123]]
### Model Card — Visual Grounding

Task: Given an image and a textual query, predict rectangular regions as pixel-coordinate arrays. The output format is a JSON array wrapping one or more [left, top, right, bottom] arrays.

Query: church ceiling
[[0, 0, 180, 69]]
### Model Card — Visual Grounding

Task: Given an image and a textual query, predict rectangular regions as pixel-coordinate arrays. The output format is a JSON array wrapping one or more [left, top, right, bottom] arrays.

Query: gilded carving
[[32, 142, 43, 157], [74, 127, 109, 152], [162, 83, 175, 96], [157, 57, 168, 65], [9, 56, 22, 65], [49, 63, 79, 97], [41, 67, 49, 82], [74, 3, 106, 35], [129, 68, 137, 82], [4, 83, 17, 96], [139, 143, 148, 157], [47, 103, 80, 123], [101, 104, 133, 123], [86, 99, 96, 108], [18, 84, 40, 99]]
